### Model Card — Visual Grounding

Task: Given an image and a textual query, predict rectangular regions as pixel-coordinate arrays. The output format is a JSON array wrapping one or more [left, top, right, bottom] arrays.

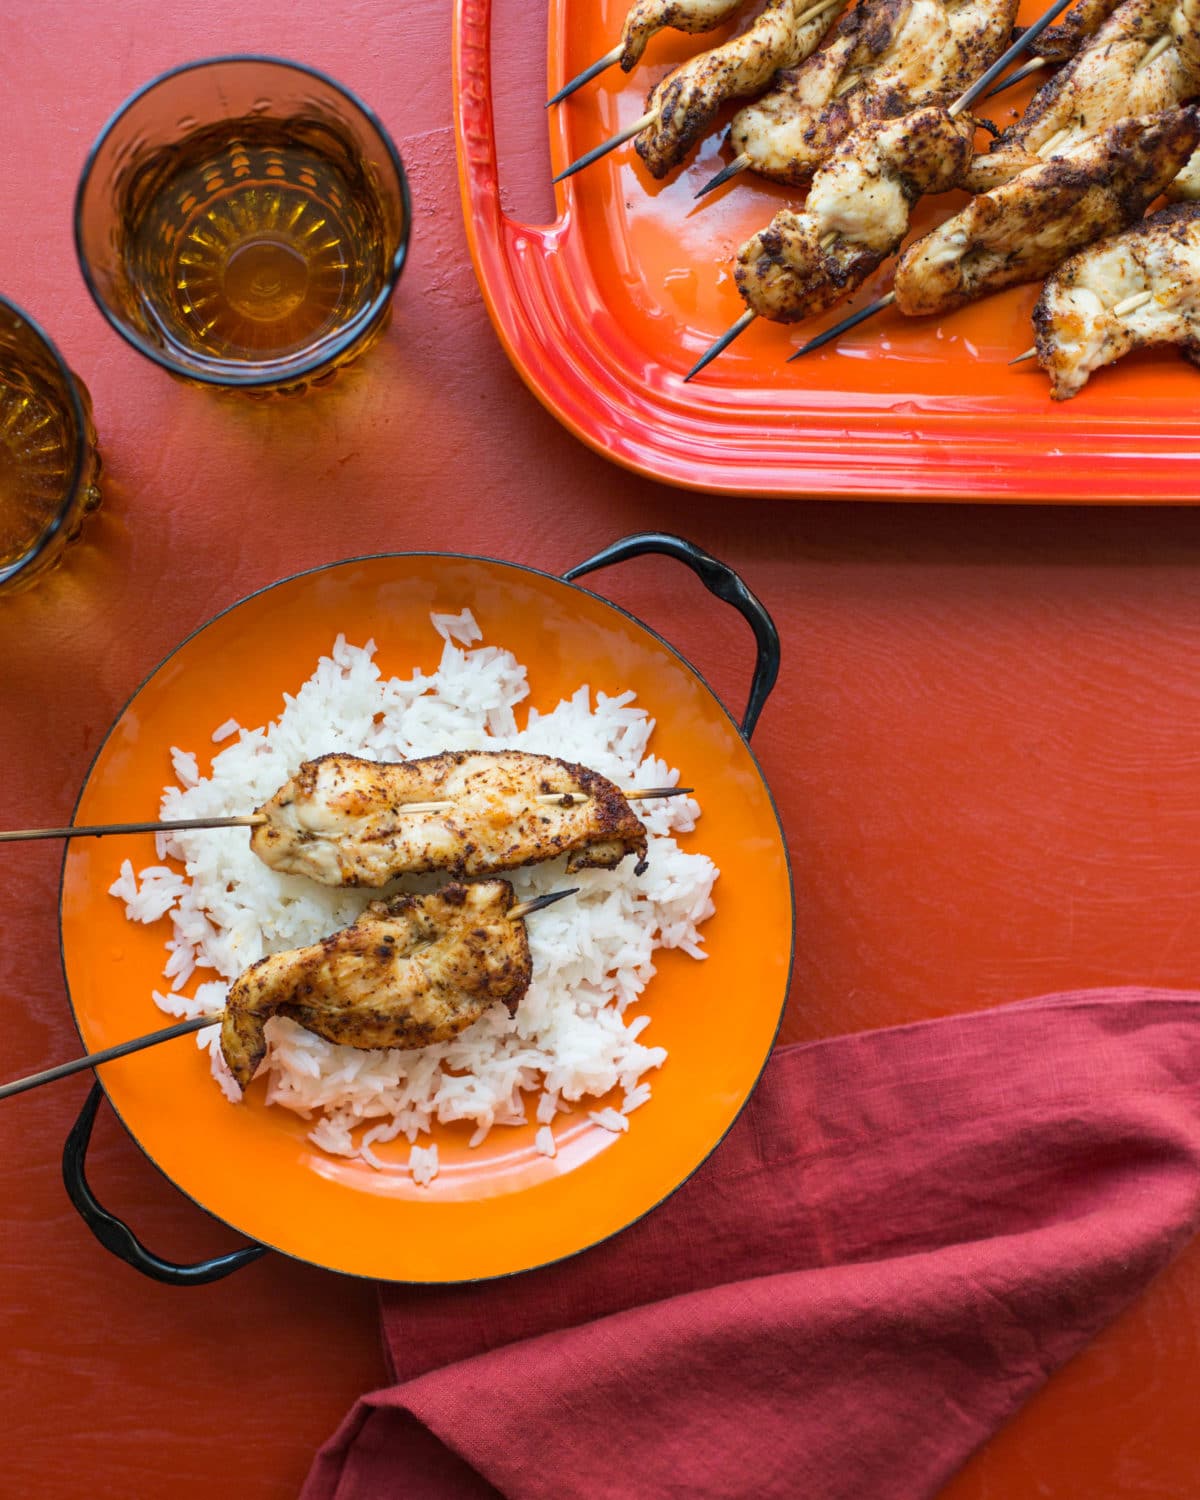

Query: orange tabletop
[[4, 3, 1200, 1497]]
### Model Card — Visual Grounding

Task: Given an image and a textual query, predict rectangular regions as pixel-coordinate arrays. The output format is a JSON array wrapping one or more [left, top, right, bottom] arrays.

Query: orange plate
[[58, 553, 792, 1282], [454, 0, 1200, 501]]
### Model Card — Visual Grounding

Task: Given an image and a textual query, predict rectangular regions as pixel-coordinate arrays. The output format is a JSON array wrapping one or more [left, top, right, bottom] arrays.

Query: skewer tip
[[786, 291, 896, 361], [694, 153, 751, 200], [983, 55, 1048, 99], [683, 309, 757, 381], [553, 110, 655, 184], [1009, 347, 1039, 364], [950, 0, 1075, 115], [546, 45, 623, 107], [509, 888, 580, 921]]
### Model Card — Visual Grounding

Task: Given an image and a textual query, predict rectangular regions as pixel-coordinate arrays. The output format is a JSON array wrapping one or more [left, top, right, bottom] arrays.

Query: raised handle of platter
[[62, 1083, 268, 1286], [454, 0, 559, 247], [563, 533, 780, 740]]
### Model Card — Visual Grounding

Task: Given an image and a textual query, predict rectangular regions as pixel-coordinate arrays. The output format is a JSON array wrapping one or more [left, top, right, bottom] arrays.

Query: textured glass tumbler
[[75, 56, 411, 393], [0, 296, 102, 596]]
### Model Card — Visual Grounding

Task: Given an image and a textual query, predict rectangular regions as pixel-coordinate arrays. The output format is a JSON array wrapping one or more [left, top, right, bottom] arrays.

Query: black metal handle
[[62, 1083, 268, 1285], [563, 533, 780, 739]]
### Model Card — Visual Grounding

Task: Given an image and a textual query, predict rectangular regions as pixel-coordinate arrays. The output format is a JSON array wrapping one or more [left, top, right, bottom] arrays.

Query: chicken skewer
[[893, 108, 1200, 305], [695, 0, 1020, 199], [684, 0, 1078, 378], [0, 773, 690, 846], [250, 750, 657, 883], [983, 0, 1125, 95], [734, 107, 977, 320], [221, 879, 545, 1091], [548, 0, 747, 107], [1008, 201, 1200, 395], [0, 885, 576, 1102], [554, 0, 848, 183], [790, 103, 1200, 354], [964, 0, 1200, 191], [788, 0, 1200, 358]]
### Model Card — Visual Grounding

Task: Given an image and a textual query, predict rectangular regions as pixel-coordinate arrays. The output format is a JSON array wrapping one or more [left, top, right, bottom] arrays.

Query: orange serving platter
[[58, 553, 791, 1282], [454, 0, 1200, 500]]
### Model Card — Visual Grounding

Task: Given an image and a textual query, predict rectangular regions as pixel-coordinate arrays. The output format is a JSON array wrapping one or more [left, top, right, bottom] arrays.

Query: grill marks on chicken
[[619, 0, 747, 71], [220, 881, 532, 1091], [735, 105, 975, 319], [964, 0, 1200, 191], [894, 106, 1200, 315], [728, 0, 1017, 186], [1032, 200, 1200, 396], [635, 0, 842, 177], [251, 751, 649, 887]]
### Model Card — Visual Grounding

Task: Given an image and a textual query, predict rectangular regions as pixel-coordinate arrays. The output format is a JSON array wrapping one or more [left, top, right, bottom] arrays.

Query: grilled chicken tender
[[1032, 201, 1200, 396], [728, 0, 1017, 186], [635, 0, 843, 177], [619, 0, 746, 71], [251, 750, 649, 886], [1032, 0, 1124, 62], [736, 105, 975, 320], [894, 106, 1200, 315], [220, 881, 532, 1091], [964, 0, 1200, 191]]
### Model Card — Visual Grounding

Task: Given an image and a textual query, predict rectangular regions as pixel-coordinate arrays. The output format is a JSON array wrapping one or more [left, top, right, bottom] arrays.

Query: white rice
[[109, 610, 717, 1185]]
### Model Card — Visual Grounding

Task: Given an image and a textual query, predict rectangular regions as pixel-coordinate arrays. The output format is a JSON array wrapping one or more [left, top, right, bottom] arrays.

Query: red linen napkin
[[302, 988, 1200, 1500]]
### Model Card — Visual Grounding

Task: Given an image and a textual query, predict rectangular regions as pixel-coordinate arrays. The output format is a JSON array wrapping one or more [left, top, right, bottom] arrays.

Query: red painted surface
[[3, 3, 1200, 1498]]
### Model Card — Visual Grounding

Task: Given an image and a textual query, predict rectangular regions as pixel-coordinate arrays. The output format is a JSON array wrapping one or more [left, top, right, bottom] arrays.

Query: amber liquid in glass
[[123, 119, 391, 370], [0, 359, 77, 570]]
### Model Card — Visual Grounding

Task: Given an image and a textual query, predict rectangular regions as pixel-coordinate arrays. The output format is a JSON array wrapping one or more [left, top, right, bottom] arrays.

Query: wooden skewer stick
[[554, 109, 656, 184], [535, 786, 694, 806], [984, 54, 1048, 99], [781, 0, 1079, 364], [1037, 125, 1075, 157], [0, 1013, 220, 1102], [547, 43, 624, 107], [683, 308, 758, 381], [0, 787, 694, 846], [1108, 289, 1154, 317], [695, 151, 752, 198], [1010, 289, 1156, 363], [947, 0, 1076, 115], [0, 890, 581, 1103], [787, 291, 897, 360], [0, 814, 268, 844], [507, 888, 580, 920], [1138, 33, 1173, 69], [0, 807, 456, 844]]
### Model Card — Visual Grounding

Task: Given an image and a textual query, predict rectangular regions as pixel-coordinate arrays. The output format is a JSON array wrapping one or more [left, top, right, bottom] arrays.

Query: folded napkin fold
[[302, 988, 1200, 1500]]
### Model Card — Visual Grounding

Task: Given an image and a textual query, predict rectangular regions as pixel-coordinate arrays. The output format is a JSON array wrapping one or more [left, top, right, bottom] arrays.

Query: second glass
[[75, 56, 411, 393], [0, 295, 101, 595]]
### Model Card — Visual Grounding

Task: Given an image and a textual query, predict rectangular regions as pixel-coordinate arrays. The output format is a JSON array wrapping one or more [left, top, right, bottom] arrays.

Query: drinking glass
[[0, 295, 102, 595], [75, 56, 411, 393]]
